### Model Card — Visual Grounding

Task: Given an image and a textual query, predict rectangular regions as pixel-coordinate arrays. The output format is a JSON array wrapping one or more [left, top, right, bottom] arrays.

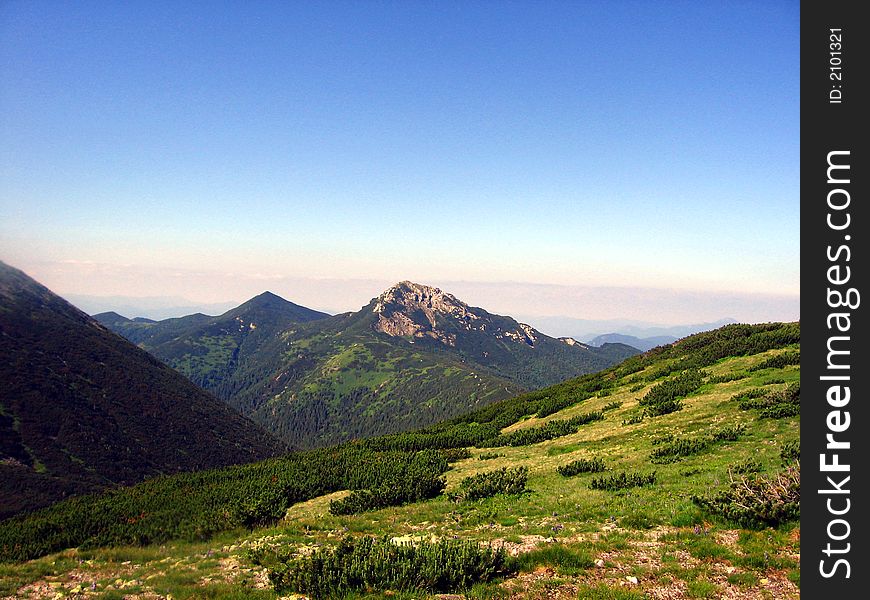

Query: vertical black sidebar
[[802, 1, 868, 597]]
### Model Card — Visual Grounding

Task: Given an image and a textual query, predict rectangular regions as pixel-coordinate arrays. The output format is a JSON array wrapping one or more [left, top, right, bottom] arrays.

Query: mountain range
[[96, 281, 639, 449], [0, 262, 285, 518], [527, 316, 739, 344], [586, 332, 678, 352]]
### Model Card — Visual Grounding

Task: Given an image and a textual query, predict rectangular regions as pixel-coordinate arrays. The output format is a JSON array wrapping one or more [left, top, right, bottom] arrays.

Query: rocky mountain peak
[[372, 281, 482, 345], [373, 281, 468, 315], [370, 282, 546, 350]]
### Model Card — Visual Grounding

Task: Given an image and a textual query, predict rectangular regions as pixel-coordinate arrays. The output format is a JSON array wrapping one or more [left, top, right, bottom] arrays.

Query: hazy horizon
[[1, 1, 799, 324], [44, 266, 797, 330]]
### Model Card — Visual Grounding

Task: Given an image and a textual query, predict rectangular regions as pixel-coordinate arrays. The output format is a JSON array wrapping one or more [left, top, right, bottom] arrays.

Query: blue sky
[[0, 1, 799, 323]]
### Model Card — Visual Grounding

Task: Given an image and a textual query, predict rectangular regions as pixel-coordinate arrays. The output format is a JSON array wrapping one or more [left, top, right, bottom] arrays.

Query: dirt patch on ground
[[215, 555, 271, 590], [503, 567, 580, 599], [8, 563, 141, 600], [490, 535, 552, 556], [488, 526, 799, 600]]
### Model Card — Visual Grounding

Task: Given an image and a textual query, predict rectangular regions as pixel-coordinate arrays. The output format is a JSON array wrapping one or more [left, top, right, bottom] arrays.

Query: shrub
[[730, 388, 766, 408], [692, 464, 800, 528], [732, 458, 763, 475], [639, 369, 705, 417], [268, 536, 517, 598], [480, 412, 603, 448], [650, 426, 744, 463], [329, 474, 445, 515], [477, 452, 503, 461], [780, 440, 800, 465], [233, 485, 295, 527], [441, 448, 473, 463], [451, 467, 528, 501], [329, 451, 447, 515], [622, 414, 644, 426], [557, 457, 606, 476], [643, 399, 683, 417], [639, 369, 705, 406], [590, 471, 656, 491], [602, 400, 623, 412], [706, 372, 748, 384], [364, 423, 501, 452], [534, 386, 600, 418], [711, 424, 745, 442], [650, 437, 711, 463], [759, 404, 800, 419], [738, 383, 800, 419], [748, 350, 800, 371]]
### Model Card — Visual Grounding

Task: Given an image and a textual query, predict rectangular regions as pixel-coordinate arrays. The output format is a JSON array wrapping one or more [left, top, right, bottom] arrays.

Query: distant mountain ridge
[[98, 281, 638, 449], [65, 294, 242, 321], [525, 316, 739, 343], [587, 333, 675, 352], [0, 261, 285, 518], [94, 291, 330, 393]]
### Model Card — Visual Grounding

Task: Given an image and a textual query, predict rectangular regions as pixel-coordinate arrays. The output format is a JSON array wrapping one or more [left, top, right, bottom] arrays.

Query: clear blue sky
[[0, 1, 799, 322]]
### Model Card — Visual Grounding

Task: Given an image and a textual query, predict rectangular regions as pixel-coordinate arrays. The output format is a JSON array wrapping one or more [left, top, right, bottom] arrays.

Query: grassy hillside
[[0, 322, 800, 599], [242, 310, 529, 449]]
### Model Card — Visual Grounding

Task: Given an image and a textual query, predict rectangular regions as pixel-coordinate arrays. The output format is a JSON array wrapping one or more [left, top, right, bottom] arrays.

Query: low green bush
[[477, 452, 503, 461], [711, 424, 745, 442], [451, 467, 528, 501], [780, 440, 800, 465], [644, 398, 683, 417], [480, 412, 603, 448], [730, 388, 767, 403], [692, 464, 800, 528], [557, 457, 606, 476], [706, 372, 748, 384], [650, 426, 745, 463], [638, 369, 705, 417], [441, 448, 473, 463], [268, 536, 517, 599], [590, 471, 656, 491], [737, 384, 800, 419], [748, 350, 799, 371], [329, 451, 447, 515], [731, 458, 762, 475]]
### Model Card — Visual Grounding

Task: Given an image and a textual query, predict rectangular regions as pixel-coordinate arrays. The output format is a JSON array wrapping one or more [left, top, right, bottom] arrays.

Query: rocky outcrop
[[371, 281, 547, 349], [372, 281, 480, 345]]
